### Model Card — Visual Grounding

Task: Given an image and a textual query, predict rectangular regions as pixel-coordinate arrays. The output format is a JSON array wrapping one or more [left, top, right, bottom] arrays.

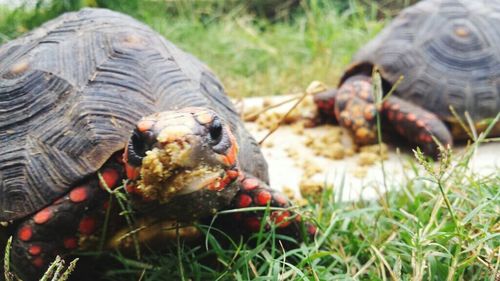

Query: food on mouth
[[137, 141, 225, 202]]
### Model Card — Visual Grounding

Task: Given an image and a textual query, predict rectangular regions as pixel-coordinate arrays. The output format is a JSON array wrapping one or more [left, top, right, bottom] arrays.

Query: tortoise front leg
[[333, 75, 378, 145], [218, 174, 316, 242], [9, 162, 121, 280], [382, 96, 453, 157]]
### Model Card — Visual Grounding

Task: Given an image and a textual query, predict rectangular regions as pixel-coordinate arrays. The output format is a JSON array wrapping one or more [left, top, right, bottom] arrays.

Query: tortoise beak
[[123, 108, 239, 202]]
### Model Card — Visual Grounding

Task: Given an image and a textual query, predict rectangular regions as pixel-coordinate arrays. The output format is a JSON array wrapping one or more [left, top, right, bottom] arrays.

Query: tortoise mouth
[[137, 139, 238, 202], [123, 108, 240, 203]]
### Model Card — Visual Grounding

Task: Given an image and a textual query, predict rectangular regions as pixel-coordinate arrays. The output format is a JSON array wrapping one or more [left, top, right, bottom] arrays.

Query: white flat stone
[[240, 95, 500, 201]]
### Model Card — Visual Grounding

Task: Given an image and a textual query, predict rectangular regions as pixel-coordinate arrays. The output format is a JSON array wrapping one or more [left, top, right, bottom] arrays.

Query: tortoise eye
[[209, 118, 223, 143], [209, 117, 232, 155]]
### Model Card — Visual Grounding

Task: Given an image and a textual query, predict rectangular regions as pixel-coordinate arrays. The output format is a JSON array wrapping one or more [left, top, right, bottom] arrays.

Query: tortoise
[[0, 8, 314, 280], [314, 0, 500, 156]]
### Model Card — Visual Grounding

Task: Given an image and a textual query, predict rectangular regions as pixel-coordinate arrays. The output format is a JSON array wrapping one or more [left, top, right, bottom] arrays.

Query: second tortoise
[[315, 0, 500, 156]]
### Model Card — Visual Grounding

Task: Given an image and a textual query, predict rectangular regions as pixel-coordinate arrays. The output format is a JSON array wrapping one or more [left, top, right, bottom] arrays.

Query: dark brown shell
[[344, 0, 500, 122], [0, 8, 268, 221]]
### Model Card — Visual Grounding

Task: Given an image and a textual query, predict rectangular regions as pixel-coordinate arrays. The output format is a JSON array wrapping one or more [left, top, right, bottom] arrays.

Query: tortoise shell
[[0, 8, 268, 222], [341, 0, 500, 124]]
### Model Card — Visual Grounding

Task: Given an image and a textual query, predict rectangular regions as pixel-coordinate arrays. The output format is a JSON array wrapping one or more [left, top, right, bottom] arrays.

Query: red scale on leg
[[244, 217, 262, 232], [63, 237, 79, 250], [32, 257, 45, 268], [70, 186, 88, 203], [18, 226, 33, 242], [307, 224, 317, 236], [242, 178, 259, 191], [271, 211, 292, 228], [28, 245, 42, 256], [99, 168, 120, 189], [78, 216, 97, 235], [255, 190, 272, 206], [223, 174, 318, 242], [33, 208, 53, 224], [237, 194, 252, 208]]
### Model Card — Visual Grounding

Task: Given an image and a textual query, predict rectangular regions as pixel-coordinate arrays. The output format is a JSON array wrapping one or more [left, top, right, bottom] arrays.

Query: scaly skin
[[10, 169, 312, 280], [314, 75, 453, 156], [9, 109, 315, 280], [227, 174, 317, 239]]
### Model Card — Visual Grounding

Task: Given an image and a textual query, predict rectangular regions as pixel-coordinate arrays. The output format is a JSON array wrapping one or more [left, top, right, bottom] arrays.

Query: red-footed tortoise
[[0, 8, 314, 280], [314, 0, 500, 156]]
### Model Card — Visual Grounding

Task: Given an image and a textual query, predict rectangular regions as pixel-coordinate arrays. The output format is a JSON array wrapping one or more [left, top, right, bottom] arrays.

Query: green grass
[[1, 1, 499, 280], [0, 0, 386, 98], [99, 141, 499, 280]]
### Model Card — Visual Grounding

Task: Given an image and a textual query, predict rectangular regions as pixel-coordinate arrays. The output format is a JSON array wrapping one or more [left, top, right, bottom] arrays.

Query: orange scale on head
[[226, 169, 240, 179], [137, 120, 155, 133], [222, 131, 239, 166], [194, 111, 214, 125]]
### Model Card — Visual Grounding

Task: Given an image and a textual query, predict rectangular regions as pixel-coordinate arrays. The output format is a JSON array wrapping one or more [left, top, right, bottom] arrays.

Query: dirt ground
[[239, 93, 500, 202]]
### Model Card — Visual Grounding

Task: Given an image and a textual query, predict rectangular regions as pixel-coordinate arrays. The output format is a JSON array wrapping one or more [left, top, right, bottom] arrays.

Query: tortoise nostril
[[127, 130, 149, 166], [209, 118, 223, 143]]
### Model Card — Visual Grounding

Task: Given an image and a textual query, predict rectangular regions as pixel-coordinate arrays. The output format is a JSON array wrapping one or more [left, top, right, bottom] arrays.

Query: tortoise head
[[123, 107, 240, 206]]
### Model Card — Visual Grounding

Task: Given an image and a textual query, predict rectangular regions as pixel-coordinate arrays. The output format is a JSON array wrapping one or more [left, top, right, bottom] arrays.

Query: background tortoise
[[315, 0, 500, 156], [0, 8, 312, 280]]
